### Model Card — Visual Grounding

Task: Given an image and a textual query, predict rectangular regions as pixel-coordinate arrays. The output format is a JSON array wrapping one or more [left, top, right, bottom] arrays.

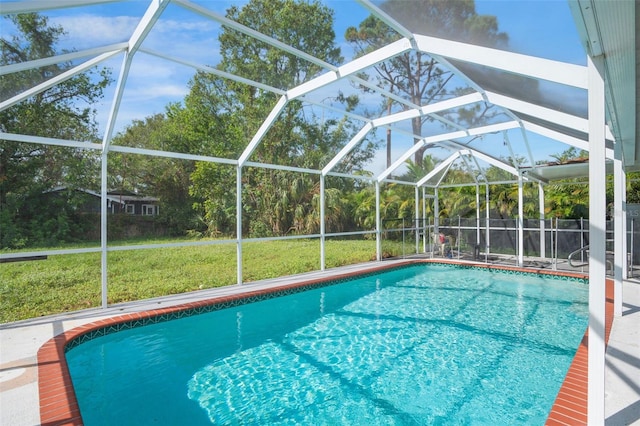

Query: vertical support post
[[415, 186, 420, 254], [485, 183, 490, 261], [422, 187, 427, 253], [587, 55, 606, 425], [518, 174, 524, 267], [539, 183, 546, 259], [457, 215, 461, 259], [434, 188, 440, 233], [631, 219, 635, 278], [428, 217, 433, 258], [100, 151, 108, 309], [476, 184, 481, 248], [613, 141, 625, 316], [320, 175, 326, 270], [622, 175, 628, 280], [581, 218, 586, 270], [551, 217, 555, 268], [554, 217, 559, 270], [375, 181, 381, 261], [402, 218, 406, 259], [236, 166, 243, 285]]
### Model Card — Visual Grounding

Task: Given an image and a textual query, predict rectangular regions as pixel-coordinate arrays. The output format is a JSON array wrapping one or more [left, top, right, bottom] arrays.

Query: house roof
[[45, 186, 158, 204]]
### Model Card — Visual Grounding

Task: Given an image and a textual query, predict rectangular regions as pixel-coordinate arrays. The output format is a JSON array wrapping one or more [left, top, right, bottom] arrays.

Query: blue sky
[[3, 0, 587, 173], [476, 0, 584, 64]]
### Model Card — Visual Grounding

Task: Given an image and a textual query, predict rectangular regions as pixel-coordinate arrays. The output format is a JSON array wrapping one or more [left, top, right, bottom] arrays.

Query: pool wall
[[36, 260, 609, 425]]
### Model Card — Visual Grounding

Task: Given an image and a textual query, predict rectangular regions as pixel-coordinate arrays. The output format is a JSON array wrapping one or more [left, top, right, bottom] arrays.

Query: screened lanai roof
[[0, 0, 637, 186]]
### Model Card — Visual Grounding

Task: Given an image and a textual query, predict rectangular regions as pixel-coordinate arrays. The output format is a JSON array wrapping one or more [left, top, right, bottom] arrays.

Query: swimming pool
[[64, 263, 588, 424]]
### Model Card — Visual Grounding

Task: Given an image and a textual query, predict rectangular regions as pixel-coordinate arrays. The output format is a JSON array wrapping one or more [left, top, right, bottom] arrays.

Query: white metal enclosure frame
[[0, 1, 634, 423]]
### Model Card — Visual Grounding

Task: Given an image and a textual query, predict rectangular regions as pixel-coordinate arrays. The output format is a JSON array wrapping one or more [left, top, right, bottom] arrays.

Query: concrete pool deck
[[1, 259, 639, 425]]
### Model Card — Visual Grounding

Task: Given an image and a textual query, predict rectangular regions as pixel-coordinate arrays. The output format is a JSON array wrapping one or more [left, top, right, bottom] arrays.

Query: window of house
[[125, 204, 135, 214], [142, 204, 157, 216]]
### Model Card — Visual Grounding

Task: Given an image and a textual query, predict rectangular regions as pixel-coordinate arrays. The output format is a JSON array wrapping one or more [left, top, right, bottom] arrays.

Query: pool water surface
[[65, 264, 589, 425]]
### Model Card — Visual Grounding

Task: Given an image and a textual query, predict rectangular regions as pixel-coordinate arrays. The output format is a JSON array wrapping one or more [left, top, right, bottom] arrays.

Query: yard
[[0, 238, 398, 323]]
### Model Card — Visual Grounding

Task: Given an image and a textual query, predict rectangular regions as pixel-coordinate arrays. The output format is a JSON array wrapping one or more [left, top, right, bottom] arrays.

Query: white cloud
[[124, 83, 190, 101], [52, 14, 139, 48], [51, 14, 220, 63], [156, 19, 216, 34]]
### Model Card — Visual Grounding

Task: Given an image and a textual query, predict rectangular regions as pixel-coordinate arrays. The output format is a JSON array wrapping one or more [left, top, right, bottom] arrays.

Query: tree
[[345, 0, 510, 166], [108, 113, 202, 236], [548, 147, 588, 165], [186, 0, 377, 236], [0, 13, 111, 247], [626, 172, 640, 205], [403, 155, 438, 182]]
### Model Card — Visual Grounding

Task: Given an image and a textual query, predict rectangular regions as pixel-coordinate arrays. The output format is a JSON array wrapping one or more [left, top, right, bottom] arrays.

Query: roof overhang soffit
[[569, 0, 637, 167]]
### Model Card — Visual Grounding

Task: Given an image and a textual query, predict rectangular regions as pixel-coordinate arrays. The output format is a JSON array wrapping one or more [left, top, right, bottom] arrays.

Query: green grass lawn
[[1, 238, 406, 323]]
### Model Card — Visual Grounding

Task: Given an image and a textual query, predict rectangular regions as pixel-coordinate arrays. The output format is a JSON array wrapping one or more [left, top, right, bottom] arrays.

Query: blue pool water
[[66, 264, 589, 425]]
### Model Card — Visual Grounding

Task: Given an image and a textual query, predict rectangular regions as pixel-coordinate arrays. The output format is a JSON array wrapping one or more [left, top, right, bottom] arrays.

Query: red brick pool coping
[[545, 277, 614, 425], [36, 260, 604, 425]]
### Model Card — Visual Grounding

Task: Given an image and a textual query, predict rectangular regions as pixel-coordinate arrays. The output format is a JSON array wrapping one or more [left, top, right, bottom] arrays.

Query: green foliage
[[541, 148, 590, 218], [0, 13, 111, 248], [221, 0, 341, 89], [109, 114, 202, 236], [546, 182, 589, 218], [548, 147, 588, 164], [626, 172, 640, 204], [184, 0, 376, 236]]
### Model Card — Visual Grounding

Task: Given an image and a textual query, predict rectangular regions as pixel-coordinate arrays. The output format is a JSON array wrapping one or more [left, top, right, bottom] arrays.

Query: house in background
[[108, 190, 160, 216], [45, 187, 160, 216]]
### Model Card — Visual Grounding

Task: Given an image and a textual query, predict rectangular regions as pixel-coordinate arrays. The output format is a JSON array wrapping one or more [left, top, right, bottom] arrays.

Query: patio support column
[[485, 183, 490, 261], [434, 188, 439, 233], [539, 183, 546, 259], [517, 174, 524, 267], [375, 181, 381, 261], [613, 141, 626, 316], [236, 166, 243, 285], [100, 151, 108, 309], [422, 187, 427, 253], [415, 186, 420, 254], [476, 184, 481, 250], [320, 175, 326, 270], [587, 55, 606, 425]]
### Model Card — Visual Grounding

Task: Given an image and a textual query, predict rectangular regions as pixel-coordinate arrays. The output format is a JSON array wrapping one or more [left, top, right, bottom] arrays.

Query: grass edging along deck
[[36, 260, 603, 425]]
